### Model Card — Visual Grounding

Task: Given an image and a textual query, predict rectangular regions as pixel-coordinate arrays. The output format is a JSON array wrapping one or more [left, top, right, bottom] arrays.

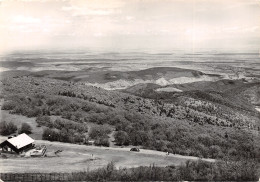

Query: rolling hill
[[0, 75, 259, 162]]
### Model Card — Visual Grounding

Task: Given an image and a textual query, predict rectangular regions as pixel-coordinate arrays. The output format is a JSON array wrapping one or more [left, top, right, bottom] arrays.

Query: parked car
[[130, 148, 140, 152]]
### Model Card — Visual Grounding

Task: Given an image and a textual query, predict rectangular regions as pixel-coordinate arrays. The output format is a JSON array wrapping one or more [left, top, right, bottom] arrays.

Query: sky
[[0, 0, 260, 53]]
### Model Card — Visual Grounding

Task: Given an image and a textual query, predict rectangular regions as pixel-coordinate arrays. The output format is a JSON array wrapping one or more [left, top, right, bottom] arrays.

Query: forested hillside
[[123, 79, 260, 130], [0, 76, 259, 161]]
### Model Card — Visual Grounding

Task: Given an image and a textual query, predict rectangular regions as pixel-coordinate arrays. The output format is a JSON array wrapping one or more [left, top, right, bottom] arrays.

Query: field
[[0, 136, 214, 173], [0, 108, 43, 140]]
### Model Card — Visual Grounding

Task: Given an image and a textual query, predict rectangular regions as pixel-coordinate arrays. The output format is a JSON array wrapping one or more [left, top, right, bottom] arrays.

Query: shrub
[[59, 128, 71, 142], [42, 128, 59, 141], [11, 104, 42, 118], [27, 107, 42, 117], [42, 127, 85, 144], [74, 133, 85, 143], [1, 101, 16, 110], [36, 115, 53, 127], [94, 137, 110, 147], [66, 159, 258, 181], [209, 145, 223, 158], [0, 121, 17, 136], [18, 123, 32, 134], [53, 118, 88, 133]]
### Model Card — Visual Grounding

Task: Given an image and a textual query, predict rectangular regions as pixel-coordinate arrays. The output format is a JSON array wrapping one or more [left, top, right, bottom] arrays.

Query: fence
[[0, 173, 79, 182]]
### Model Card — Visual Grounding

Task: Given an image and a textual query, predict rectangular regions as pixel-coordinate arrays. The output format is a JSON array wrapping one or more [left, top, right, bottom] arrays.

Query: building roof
[[7, 133, 34, 149]]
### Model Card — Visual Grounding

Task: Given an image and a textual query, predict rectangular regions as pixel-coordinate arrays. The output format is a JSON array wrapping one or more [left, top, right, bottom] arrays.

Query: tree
[[114, 131, 130, 146], [94, 137, 110, 147], [89, 125, 111, 139], [0, 121, 17, 136], [59, 128, 70, 142], [18, 123, 32, 134], [36, 115, 52, 127], [129, 130, 150, 146]]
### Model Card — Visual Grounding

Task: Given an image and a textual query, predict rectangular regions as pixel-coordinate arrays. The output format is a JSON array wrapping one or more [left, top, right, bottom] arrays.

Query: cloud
[[6, 0, 66, 2], [242, 26, 260, 34], [224, 0, 260, 9], [12, 15, 41, 24], [72, 9, 116, 16], [61, 5, 80, 11], [61, 0, 125, 17], [126, 16, 134, 20], [1, 0, 259, 53], [94, 32, 104, 37], [61, 4, 120, 16]]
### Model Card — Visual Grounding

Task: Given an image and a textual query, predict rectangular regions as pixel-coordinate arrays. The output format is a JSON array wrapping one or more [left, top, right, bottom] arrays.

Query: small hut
[[0, 133, 34, 154]]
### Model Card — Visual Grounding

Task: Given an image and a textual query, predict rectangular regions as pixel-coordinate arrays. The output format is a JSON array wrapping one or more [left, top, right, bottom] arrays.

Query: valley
[[0, 51, 259, 179]]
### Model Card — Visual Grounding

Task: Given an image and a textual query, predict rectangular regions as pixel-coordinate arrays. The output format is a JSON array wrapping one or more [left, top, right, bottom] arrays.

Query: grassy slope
[[0, 136, 214, 173], [0, 110, 43, 140]]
